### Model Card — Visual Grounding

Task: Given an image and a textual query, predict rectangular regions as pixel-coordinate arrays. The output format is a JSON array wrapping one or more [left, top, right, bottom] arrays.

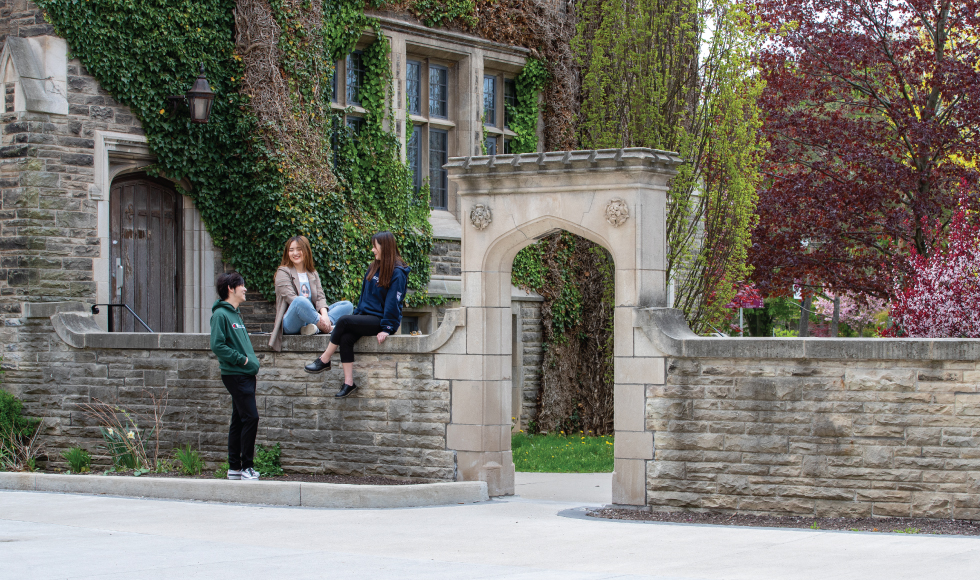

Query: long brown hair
[[366, 231, 405, 288], [279, 235, 316, 272]]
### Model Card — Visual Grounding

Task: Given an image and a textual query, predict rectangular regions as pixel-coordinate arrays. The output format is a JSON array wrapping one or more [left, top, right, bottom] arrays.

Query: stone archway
[[442, 149, 682, 501]]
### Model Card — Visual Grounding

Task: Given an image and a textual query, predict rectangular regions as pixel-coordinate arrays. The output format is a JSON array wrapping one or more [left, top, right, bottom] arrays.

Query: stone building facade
[[0, 2, 548, 476], [0, 3, 544, 346]]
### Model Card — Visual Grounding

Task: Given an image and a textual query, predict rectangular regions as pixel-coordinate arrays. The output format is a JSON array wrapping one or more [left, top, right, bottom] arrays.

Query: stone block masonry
[[640, 308, 980, 520], [0, 4, 146, 327], [430, 239, 461, 277], [6, 303, 457, 481], [519, 301, 543, 426]]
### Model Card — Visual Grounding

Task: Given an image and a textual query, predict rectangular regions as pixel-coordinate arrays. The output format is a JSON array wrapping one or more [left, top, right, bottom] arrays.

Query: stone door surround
[[443, 148, 682, 500]]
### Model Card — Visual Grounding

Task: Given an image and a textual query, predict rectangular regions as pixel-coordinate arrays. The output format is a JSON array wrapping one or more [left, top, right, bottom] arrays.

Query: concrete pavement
[[1, 476, 978, 580], [514, 471, 611, 503]]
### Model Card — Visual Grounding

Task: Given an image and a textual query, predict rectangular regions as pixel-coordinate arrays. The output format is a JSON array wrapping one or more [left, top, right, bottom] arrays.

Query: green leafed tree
[[573, 0, 766, 332]]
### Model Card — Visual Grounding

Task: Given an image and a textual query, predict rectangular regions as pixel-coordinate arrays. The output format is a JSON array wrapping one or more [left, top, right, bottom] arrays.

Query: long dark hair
[[366, 231, 406, 288]]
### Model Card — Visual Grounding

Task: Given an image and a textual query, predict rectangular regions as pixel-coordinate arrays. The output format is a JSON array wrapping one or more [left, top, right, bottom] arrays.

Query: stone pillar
[[181, 196, 221, 333]]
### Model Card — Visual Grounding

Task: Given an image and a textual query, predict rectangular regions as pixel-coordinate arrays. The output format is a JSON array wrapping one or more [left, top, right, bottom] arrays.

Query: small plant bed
[[587, 508, 980, 536], [512, 432, 614, 473]]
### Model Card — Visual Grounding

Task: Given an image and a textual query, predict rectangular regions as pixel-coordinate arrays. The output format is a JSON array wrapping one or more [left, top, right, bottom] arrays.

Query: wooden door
[[109, 175, 181, 332]]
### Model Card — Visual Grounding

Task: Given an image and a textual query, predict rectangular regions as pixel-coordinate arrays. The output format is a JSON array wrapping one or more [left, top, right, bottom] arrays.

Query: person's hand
[[317, 316, 332, 334], [377, 331, 389, 344], [243, 357, 248, 366]]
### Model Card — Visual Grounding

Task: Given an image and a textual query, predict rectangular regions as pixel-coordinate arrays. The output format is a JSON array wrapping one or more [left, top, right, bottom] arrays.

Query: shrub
[[254, 443, 284, 476], [174, 445, 204, 476], [61, 447, 92, 473], [0, 390, 40, 443], [0, 389, 44, 472]]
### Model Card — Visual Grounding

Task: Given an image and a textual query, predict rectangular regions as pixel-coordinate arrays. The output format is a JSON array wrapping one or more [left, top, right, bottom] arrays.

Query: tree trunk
[[799, 293, 812, 337], [830, 296, 840, 337]]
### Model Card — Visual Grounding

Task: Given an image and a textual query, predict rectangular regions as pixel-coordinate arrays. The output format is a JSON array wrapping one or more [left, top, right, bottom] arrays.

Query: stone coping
[[445, 148, 684, 176], [636, 307, 980, 361], [35, 301, 464, 354], [0, 472, 489, 509]]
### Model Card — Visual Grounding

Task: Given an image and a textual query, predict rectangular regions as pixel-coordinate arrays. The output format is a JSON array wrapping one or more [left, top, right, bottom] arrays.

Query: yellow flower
[[605, 441, 613, 445], [159, 109, 165, 114]]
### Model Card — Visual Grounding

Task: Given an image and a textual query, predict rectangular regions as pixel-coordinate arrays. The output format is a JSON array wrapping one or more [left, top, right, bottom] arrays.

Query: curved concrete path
[[2, 483, 977, 579]]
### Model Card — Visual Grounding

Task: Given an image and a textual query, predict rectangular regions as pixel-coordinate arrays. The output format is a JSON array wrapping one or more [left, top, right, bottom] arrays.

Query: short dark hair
[[216, 272, 245, 300]]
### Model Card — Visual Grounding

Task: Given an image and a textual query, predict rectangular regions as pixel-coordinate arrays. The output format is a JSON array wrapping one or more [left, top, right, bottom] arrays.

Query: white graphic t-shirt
[[297, 272, 311, 299]]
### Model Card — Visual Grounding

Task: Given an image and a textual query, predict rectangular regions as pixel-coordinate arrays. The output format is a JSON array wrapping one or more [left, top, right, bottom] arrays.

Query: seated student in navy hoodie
[[304, 231, 410, 398]]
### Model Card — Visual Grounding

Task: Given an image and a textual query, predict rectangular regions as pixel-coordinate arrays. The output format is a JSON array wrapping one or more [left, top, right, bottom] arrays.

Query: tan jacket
[[269, 266, 328, 351]]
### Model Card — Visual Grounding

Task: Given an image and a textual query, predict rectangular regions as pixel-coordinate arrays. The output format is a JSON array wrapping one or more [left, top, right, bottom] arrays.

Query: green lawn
[[512, 432, 614, 473]]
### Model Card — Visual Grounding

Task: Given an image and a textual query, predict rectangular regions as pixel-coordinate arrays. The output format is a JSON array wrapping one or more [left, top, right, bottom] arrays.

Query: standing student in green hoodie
[[210, 272, 261, 481]]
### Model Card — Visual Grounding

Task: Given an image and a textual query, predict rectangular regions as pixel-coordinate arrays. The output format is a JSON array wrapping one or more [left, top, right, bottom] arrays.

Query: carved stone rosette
[[470, 203, 492, 230], [605, 198, 629, 227]]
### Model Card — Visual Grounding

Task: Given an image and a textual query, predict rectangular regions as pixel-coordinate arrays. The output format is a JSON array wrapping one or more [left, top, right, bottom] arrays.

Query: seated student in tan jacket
[[269, 235, 353, 352]]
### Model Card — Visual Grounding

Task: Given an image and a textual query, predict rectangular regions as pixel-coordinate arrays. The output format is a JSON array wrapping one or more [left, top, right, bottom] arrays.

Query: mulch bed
[[587, 508, 980, 536], [46, 470, 418, 486]]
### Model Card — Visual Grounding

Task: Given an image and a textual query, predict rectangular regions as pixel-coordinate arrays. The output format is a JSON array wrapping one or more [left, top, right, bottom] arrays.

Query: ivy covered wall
[[33, 0, 548, 307]]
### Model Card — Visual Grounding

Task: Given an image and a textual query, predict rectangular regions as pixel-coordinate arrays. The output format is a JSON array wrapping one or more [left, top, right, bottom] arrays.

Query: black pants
[[221, 374, 259, 470], [330, 314, 382, 364]]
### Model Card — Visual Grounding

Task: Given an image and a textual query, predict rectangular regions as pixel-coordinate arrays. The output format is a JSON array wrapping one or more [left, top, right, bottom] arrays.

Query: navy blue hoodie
[[353, 263, 411, 334]]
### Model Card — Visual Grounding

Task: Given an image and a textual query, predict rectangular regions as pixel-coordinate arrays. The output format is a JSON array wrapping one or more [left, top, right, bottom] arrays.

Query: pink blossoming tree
[[890, 202, 980, 338], [814, 293, 888, 336]]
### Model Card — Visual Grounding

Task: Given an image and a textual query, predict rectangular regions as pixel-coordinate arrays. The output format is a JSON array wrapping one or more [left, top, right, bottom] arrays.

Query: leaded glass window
[[429, 129, 448, 208], [429, 64, 448, 119], [484, 75, 496, 127]]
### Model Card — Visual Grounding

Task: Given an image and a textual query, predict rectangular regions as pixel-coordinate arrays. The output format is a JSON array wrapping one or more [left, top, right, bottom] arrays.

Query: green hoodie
[[210, 300, 260, 376]]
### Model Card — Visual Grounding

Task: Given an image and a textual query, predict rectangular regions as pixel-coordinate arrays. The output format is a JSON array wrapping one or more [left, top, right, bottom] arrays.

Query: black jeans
[[221, 374, 259, 470], [330, 314, 382, 364]]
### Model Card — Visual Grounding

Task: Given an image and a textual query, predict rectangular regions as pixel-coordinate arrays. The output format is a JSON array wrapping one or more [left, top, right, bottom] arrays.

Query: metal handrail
[[91, 304, 154, 333]]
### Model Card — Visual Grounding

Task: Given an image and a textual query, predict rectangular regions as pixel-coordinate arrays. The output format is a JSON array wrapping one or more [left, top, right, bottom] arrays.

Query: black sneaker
[[335, 383, 358, 398], [304, 357, 331, 373]]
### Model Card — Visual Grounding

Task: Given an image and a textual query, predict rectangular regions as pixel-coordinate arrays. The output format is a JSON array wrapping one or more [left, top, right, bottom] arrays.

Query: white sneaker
[[240, 467, 260, 481], [227, 469, 242, 480], [300, 323, 318, 335]]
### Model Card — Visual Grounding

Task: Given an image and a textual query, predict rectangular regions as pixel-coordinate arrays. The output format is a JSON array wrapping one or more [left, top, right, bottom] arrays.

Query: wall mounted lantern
[[168, 63, 215, 124]]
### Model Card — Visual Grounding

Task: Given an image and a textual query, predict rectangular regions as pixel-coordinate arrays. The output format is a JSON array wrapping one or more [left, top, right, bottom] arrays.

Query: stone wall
[[0, 3, 144, 329], [639, 308, 980, 520], [236, 290, 277, 333], [6, 302, 458, 480], [518, 301, 543, 425], [0, 0, 53, 40], [430, 238, 461, 277]]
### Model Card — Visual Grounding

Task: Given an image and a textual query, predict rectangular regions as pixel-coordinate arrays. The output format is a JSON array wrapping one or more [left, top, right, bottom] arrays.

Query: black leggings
[[330, 314, 382, 363]]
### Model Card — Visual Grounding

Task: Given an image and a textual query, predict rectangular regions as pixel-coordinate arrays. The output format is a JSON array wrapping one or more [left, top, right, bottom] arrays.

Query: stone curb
[[0, 473, 489, 508]]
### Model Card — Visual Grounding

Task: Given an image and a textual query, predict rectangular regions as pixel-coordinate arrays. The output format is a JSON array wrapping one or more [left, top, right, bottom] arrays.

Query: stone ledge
[[636, 307, 980, 361], [445, 148, 683, 177], [0, 472, 489, 508], [23, 301, 88, 319], [46, 303, 465, 354]]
